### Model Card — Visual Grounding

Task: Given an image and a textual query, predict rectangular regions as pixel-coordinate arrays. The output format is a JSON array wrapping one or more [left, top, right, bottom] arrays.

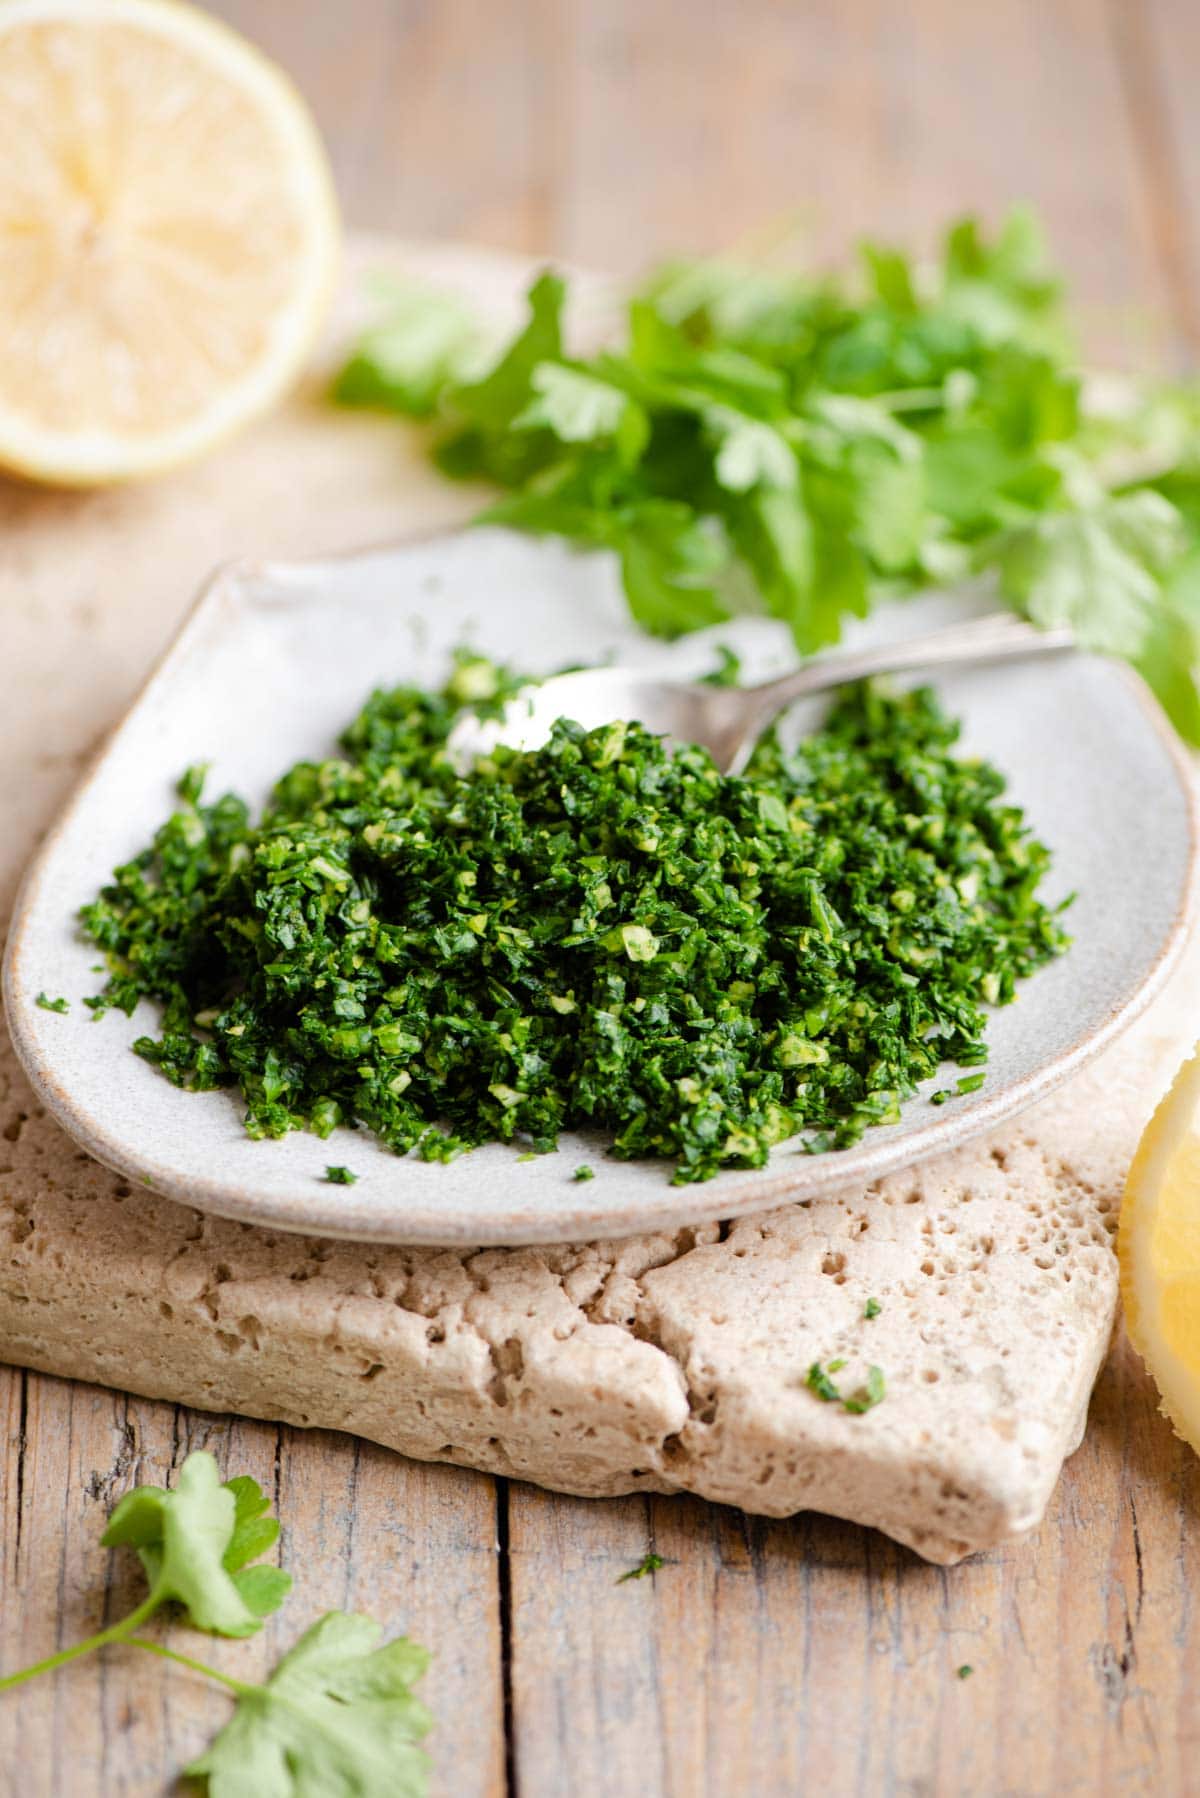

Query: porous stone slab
[[2, 924, 1195, 1563]]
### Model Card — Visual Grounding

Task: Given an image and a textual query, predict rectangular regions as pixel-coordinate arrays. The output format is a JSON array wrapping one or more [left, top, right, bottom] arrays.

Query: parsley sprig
[[81, 666, 1067, 1184], [336, 209, 1200, 744], [0, 1451, 431, 1796]]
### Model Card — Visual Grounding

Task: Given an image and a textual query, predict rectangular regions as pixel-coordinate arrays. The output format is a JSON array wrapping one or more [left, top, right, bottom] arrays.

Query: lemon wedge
[[0, 0, 339, 484], [1119, 1045, 1200, 1447]]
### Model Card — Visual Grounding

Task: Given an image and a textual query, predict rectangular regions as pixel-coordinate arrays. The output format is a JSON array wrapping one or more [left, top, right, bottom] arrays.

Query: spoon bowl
[[448, 612, 1076, 773]]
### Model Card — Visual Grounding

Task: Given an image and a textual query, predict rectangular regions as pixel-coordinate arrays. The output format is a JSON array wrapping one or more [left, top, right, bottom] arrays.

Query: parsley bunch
[[82, 661, 1067, 1183], [336, 209, 1200, 744], [0, 1451, 431, 1796]]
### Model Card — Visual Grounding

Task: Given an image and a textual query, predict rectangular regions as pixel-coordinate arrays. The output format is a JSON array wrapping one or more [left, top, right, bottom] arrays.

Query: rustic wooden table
[[3, 3, 1200, 1793]]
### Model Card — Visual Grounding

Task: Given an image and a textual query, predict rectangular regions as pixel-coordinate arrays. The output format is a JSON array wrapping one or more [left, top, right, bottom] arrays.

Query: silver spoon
[[448, 611, 1076, 777]]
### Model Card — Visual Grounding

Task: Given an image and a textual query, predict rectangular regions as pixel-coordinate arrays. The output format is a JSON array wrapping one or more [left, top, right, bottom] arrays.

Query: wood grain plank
[[554, 0, 1172, 364], [505, 1336, 1198, 1796], [203, 0, 560, 252], [1113, 0, 1200, 356], [201, 0, 1178, 366]]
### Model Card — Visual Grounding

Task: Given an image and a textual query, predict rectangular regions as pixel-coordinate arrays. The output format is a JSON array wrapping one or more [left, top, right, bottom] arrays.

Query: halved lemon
[[1119, 1045, 1200, 1448], [0, 0, 339, 484]]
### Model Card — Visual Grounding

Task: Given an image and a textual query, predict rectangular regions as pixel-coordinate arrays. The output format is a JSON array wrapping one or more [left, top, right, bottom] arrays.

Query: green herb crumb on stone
[[843, 1366, 887, 1414], [806, 1360, 886, 1414], [324, 1166, 358, 1186], [958, 1665, 974, 1680], [572, 1165, 595, 1182], [806, 1362, 843, 1404], [864, 1297, 882, 1320], [79, 655, 1069, 1186], [35, 992, 69, 1014]]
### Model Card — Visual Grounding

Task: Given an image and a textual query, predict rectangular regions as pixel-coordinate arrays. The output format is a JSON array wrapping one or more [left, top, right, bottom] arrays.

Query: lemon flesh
[[1120, 1046, 1200, 1449], [0, 0, 339, 483]]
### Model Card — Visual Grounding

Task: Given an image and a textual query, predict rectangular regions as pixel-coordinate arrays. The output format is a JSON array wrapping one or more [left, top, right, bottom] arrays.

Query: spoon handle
[[724, 612, 1076, 773]]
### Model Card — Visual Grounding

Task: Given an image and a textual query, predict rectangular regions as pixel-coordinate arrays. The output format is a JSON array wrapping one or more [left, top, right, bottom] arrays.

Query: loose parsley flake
[[932, 1072, 988, 1107], [324, 1166, 358, 1186], [35, 992, 69, 1014], [572, 1165, 595, 1182], [81, 665, 1068, 1185], [616, 1551, 666, 1584], [864, 1297, 882, 1320], [843, 1366, 887, 1414], [957, 1664, 974, 1680], [806, 1360, 887, 1414], [700, 645, 744, 688], [806, 1362, 843, 1403]]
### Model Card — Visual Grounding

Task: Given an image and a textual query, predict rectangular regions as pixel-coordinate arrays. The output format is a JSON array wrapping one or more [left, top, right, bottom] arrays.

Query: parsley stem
[[126, 1636, 254, 1695], [0, 1594, 160, 1690]]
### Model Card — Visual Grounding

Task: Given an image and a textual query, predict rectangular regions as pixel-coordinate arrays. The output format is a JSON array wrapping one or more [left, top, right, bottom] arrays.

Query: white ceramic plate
[[4, 529, 1196, 1245]]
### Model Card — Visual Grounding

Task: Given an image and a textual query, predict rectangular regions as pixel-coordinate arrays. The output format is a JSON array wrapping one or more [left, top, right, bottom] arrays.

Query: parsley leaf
[[324, 1165, 358, 1186], [187, 1611, 431, 1797], [35, 992, 69, 1013], [102, 1450, 291, 1637], [994, 488, 1186, 657], [333, 280, 481, 418], [515, 362, 650, 466], [616, 501, 730, 635], [449, 270, 565, 435]]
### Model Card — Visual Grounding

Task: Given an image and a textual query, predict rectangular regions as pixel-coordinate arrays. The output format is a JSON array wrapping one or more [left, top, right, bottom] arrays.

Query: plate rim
[[4, 527, 1198, 1246]]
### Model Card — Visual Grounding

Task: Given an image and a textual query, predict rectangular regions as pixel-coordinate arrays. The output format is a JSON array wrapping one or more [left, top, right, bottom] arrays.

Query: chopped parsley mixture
[[80, 658, 1069, 1185]]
